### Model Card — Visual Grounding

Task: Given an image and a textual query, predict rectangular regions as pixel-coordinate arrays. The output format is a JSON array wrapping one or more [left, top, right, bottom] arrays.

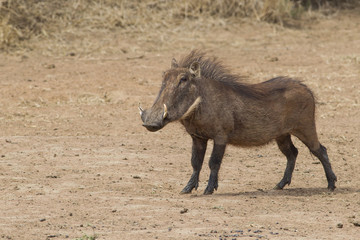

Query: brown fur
[[141, 50, 337, 194]]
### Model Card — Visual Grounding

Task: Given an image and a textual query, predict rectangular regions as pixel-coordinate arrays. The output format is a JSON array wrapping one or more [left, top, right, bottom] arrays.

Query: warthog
[[139, 50, 337, 194]]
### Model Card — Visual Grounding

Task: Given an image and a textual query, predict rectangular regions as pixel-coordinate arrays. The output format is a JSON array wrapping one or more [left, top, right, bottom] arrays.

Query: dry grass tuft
[[0, 0, 358, 52], [260, 0, 304, 26]]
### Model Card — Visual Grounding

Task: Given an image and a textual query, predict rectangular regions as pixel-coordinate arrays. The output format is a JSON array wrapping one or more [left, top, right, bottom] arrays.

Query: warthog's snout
[[142, 123, 163, 132], [139, 103, 168, 132]]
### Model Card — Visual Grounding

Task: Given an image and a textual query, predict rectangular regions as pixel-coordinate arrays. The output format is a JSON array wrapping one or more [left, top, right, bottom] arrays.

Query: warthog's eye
[[177, 75, 188, 87], [180, 76, 187, 83]]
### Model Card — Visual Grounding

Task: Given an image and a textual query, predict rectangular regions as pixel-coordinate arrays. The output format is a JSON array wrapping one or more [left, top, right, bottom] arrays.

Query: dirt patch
[[1, 10, 360, 240]]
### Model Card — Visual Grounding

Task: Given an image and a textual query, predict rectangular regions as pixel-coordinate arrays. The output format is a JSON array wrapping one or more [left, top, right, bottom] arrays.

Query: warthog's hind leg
[[311, 144, 337, 191], [180, 136, 208, 194], [292, 124, 337, 191], [274, 134, 298, 190]]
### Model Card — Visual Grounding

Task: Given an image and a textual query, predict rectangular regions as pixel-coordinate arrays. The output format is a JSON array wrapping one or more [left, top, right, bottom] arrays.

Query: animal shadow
[[192, 187, 359, 198]]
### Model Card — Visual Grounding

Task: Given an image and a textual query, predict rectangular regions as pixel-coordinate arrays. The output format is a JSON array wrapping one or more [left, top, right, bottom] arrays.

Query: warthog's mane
[[177, 50, 265, 99], [176, 50, 315, 101]]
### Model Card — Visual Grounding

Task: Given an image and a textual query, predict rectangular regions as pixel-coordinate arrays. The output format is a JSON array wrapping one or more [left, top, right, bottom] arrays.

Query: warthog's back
[[191, 76, 316, 147]]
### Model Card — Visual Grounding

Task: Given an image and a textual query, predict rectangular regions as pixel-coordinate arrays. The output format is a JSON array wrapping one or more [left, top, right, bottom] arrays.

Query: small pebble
[[337, 223, 343, 228], [353, 221, 360, 227], [180, 208, 188, 214]]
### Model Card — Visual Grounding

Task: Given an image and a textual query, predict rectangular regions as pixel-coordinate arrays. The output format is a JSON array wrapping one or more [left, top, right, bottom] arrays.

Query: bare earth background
[[1, 7, 360, 240]]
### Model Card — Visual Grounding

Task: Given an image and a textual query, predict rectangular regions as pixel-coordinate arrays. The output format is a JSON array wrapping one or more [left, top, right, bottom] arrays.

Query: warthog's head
[[140, 59, 202, 132]]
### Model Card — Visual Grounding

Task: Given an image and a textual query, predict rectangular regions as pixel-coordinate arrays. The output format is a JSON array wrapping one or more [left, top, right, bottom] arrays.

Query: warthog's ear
[[171, 58, 178, 68], [189, 62, 201, 78]]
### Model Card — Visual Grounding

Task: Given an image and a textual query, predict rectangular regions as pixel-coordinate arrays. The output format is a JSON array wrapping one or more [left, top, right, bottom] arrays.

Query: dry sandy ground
[[1, 10, 360, 240]]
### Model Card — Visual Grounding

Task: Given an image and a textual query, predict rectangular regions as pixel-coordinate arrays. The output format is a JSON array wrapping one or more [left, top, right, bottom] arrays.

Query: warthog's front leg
[[204, 143, 226, 195], [180, 136, 208, 194]]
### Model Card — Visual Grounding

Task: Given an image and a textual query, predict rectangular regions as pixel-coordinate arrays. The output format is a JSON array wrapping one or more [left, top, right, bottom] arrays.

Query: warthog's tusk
[[138, 103, 144, 116], [180, 97, 201, 120], [163, 104, 168, 119]]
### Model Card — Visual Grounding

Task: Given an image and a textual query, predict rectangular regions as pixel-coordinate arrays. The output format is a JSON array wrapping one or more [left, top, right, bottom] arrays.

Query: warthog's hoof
[[204, 176, 218, 195], [275, 178, 291, 190], [180, 189, 192, 194], [203, 185, 217, 195], [273, 184, 285, 190], [203, 189, 214, 195], [180, 185, 196, 194], [180, 182, 198, 194], [327, 177, 337, 191], [328, 184, 336, 192]]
